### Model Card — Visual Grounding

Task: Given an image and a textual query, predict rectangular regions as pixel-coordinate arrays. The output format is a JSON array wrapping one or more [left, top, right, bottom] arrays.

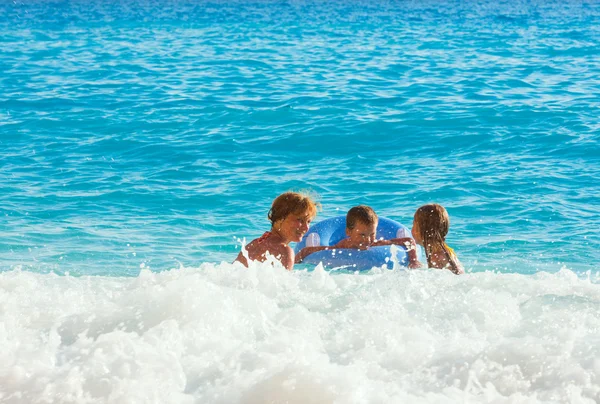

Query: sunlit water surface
[[1, 0, 599, 402]]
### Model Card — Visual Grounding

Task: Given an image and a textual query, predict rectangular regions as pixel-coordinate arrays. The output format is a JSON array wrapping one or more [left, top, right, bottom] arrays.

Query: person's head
[[412, 203, 461, 273], [412, 204, 449, 247], [268, 192, 319, 243], [345, 205, 378, 246]]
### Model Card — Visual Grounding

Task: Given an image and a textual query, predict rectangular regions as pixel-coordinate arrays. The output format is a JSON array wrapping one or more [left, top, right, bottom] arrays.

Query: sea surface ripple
[[2, 1, 600, 403], [0, 1, 600, 274], [2, 0, 599, 275]]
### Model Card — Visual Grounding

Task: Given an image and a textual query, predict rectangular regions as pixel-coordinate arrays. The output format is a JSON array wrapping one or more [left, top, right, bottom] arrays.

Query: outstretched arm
[[295, 246, 333, 264], [334, 238, 370, 250], [372, 237, 422, 269]]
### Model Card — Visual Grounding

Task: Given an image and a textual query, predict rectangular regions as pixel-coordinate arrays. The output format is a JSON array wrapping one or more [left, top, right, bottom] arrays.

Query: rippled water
[[2, 0, 600, 275], [1, 1, 600, 402]]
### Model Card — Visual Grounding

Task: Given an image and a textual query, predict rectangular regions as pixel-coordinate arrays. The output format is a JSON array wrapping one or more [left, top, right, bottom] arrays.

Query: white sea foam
[[1, 263, 599, 403]]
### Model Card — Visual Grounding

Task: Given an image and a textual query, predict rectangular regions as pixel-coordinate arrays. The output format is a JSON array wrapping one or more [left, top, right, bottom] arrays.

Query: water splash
[[1, 263, 598, 402]]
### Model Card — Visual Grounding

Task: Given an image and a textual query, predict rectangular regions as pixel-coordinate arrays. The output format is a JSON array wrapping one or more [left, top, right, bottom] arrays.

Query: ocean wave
[[1, 263, 599, 403]]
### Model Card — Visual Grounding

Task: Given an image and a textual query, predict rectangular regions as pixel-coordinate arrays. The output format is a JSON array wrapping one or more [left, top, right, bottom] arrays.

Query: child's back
[[411, 203, 463, 274]]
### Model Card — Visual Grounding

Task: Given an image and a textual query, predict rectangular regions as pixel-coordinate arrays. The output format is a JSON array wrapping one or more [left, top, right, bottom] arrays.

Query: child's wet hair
[[268, 192, 319, 224], [414, 204, 449, 240], [346, 205, 378, 229], [414, 203, 460, 273]]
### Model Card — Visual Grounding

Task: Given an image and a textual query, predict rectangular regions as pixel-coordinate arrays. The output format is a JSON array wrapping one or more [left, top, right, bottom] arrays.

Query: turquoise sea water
[[1, 1, 600, 402], [2, 0, 599, 276]]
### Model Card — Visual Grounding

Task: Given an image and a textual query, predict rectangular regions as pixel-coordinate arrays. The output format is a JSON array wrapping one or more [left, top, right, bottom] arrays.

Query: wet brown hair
[[414, 204, 460, 274], [346, 205, 378, 230], [268, 192, 319, 224]]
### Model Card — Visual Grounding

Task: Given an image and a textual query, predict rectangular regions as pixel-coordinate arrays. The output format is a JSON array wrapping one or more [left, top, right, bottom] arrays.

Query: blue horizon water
[[2, 2, 600, 403], [1, 0, 600, 277]]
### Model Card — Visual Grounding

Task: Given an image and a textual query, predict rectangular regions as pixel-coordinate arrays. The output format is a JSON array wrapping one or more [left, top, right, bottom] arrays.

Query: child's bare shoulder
[[243, 238, 266, 259]]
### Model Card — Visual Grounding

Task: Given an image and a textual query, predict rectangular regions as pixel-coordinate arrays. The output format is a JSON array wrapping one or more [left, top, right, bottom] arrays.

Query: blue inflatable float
[[294, 216, 412, 271]]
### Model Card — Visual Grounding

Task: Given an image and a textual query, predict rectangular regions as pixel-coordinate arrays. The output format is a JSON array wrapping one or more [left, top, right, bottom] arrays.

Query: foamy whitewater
[[2, 0, 600, 402], [1, 264, 599, 403]]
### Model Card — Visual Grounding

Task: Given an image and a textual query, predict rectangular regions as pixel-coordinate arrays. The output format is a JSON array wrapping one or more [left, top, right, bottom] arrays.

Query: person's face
[[411, 216, 423, 245], [346, 220, 377, 247], [274, 211, 312, 243]]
